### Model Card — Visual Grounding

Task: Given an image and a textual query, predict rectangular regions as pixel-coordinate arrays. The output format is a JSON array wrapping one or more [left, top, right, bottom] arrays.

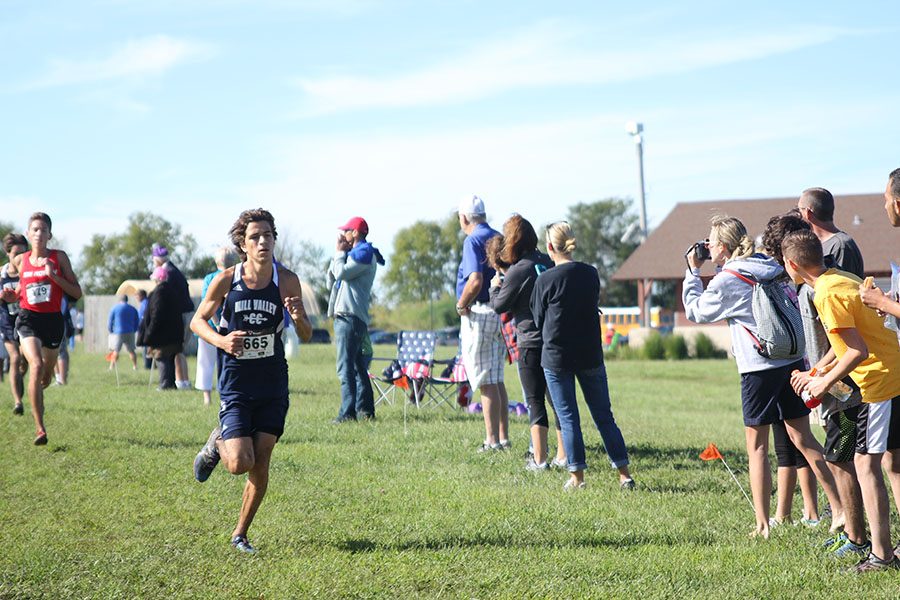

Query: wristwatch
[[455, 304, 467, 315]]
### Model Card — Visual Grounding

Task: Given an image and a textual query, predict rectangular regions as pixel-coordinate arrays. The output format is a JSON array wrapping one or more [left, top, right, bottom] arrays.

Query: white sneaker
[[563, 479, 586, 491]]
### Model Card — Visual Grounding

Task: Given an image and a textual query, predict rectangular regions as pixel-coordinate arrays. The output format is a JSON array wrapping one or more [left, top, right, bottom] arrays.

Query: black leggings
[[772, 419, 809, 469], [157, 354, 176, 390], [517, 347, 561, 430]]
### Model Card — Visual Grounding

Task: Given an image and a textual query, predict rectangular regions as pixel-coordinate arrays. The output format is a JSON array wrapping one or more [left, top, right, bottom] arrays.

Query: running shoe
[[193, 426, 221, 482], [33, 430, 47, 446], [563, 479, 586, 491], [499, 440, 512, 450], [847, 552, 900, 573], [13, 403, 23, 416], [524, 458, 549, 471], [549, 457, 568, 469], [476, 442, 502, 453], [834, 537, 871, 559], [800, 518, 821, 528], [620, 478, 636, 491], [821, 532, 848, 551], [231, 535, 256, 554]]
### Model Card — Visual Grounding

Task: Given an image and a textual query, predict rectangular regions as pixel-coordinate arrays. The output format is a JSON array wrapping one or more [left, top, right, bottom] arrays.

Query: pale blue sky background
[[2, 0, 898, 263]]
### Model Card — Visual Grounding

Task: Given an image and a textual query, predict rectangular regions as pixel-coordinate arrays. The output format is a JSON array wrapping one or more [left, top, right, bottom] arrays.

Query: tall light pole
[[626, 121, 651, 327]]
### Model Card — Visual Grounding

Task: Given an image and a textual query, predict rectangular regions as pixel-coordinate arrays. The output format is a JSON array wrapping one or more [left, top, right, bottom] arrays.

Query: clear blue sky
[[2, 0, 898, 263]]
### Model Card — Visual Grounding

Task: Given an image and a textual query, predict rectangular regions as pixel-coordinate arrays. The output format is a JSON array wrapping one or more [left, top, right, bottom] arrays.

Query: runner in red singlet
[[1, 213, 82, 445]]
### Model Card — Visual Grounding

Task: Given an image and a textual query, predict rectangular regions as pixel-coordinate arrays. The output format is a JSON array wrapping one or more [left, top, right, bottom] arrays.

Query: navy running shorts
[[16, 309, 64, 350], [0, 315, 17, 343], [219, 392, 289, 440], [740, 360, 809, 427]]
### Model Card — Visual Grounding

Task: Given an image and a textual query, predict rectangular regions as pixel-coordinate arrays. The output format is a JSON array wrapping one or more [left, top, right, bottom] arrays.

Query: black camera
[[684, 240, 710, 268]]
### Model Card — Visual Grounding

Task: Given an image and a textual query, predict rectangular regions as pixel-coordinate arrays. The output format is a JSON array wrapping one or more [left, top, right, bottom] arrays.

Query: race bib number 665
[[26, 283, 51, 305], [237, 333, 275, 360]]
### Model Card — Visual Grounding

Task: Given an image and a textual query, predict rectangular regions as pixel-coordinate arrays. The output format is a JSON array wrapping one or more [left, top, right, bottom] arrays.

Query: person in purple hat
[[151, 243, 195, 389], [327, 216, 384, 423], [138, 266, 184, 390]]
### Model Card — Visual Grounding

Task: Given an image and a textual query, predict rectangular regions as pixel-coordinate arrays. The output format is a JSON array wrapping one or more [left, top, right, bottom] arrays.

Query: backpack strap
[[721, 269, 765, 354], [722, 268, 757, 286]]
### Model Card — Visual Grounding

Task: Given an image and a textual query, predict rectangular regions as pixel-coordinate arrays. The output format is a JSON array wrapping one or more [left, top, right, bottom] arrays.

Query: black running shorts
[[824, 405, 860, 463], [16, 309, 64, 350]]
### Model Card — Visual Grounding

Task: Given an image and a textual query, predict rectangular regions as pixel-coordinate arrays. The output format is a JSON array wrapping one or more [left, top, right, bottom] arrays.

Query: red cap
[[338, 216, 368, 236]]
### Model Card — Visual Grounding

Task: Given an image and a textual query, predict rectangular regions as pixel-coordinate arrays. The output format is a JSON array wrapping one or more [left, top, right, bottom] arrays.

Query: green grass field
[[2, 347, 899, 599]]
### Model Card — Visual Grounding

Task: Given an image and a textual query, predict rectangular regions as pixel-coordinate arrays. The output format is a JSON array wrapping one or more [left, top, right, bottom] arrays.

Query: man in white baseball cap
[[455, 195, 510, 452]]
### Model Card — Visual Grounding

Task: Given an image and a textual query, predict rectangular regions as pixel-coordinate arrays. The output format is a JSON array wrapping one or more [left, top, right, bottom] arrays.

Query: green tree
[[79, 212, 211, 294], [566, 198, 639, 306], [0, 220, 15, 262], [383, 219, 458, 304]]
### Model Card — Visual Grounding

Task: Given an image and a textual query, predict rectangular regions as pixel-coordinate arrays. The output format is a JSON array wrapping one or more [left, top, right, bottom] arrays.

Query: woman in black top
[[489, 215, 566, 470], [531, 222, 634, 491], [137, 267, 185, 390]]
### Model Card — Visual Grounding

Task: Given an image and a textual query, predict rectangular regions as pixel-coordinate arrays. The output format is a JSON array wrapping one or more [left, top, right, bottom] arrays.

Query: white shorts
[[109, 332, 136, 353], [460, 304, 505, 389], [194, 336, 217, 392], [856, 396, 900, 455]]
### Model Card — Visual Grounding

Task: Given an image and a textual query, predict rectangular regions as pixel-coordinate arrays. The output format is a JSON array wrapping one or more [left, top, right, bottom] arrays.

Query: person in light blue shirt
[[327, 216, 384, 423], [108, 295, 140, 370], [195, 247, 238, 406]]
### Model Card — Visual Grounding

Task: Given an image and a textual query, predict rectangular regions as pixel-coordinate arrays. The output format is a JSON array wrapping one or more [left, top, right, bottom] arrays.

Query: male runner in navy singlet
[[191, 209, 312, 554]]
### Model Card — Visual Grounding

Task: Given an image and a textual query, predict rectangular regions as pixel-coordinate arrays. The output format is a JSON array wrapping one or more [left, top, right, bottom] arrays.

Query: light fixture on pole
[[626, 121, 651, 328]]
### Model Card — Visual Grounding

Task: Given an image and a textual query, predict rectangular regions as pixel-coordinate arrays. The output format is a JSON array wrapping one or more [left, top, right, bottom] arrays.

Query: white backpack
[[724, 269, 805, 360]]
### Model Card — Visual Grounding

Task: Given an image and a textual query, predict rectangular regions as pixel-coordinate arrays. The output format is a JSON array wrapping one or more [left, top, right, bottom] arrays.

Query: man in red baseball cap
[[328, 216, 384, 423]]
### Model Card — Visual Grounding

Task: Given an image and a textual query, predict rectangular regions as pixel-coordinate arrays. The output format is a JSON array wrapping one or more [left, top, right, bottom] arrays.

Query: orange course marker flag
[[105, 351, 115, 362], [394, 375, 410, 390], [699, 443, 723, 461]]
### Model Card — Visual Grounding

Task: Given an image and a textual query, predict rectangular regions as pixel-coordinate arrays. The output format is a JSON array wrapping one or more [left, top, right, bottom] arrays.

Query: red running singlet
[[17, 250, 64, 313]]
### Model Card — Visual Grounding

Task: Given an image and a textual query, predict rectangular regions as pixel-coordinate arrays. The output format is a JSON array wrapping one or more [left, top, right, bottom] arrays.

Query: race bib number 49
[[26, 283, 51, 305], [237, 333, 275, 360]]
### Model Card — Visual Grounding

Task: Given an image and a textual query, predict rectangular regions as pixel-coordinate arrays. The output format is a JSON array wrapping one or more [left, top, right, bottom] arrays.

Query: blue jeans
[[543, 364, 629, 472], [334, 315, 374, 419]]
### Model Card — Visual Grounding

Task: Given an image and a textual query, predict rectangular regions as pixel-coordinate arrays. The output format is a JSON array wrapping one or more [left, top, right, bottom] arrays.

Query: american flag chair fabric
[[368, 330, 465, 411]]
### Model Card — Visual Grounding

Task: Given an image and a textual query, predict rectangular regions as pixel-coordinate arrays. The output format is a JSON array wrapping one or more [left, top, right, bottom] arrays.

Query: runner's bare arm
[[191, 267, 246, 354], [279, 268, 313, 343], [52, 251, 82, 300]]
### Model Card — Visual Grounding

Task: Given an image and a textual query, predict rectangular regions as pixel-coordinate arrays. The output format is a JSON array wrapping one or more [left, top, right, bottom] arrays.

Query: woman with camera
[[531, 222, 634, 490], [682, 215, 843, 538]]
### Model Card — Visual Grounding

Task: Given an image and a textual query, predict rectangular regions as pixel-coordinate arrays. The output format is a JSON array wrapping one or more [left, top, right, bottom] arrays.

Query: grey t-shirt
[[821, 231, 864, 278]]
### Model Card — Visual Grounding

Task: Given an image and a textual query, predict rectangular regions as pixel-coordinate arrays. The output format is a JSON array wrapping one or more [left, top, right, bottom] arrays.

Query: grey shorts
[[109, 332, 136, 353]]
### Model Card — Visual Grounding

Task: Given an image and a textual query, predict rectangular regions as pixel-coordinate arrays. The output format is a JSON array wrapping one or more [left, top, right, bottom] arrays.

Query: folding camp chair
[[368, 330, 467, 411], [369, 354, 402, 407], [397, 330, 464, 409]]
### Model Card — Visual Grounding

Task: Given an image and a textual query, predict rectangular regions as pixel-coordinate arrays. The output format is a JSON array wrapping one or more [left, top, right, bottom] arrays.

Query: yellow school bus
[[599, 306, 673, 338]]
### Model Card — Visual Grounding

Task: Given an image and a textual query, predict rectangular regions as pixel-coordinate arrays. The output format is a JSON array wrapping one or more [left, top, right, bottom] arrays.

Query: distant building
[[613, 193, 893, 329]]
